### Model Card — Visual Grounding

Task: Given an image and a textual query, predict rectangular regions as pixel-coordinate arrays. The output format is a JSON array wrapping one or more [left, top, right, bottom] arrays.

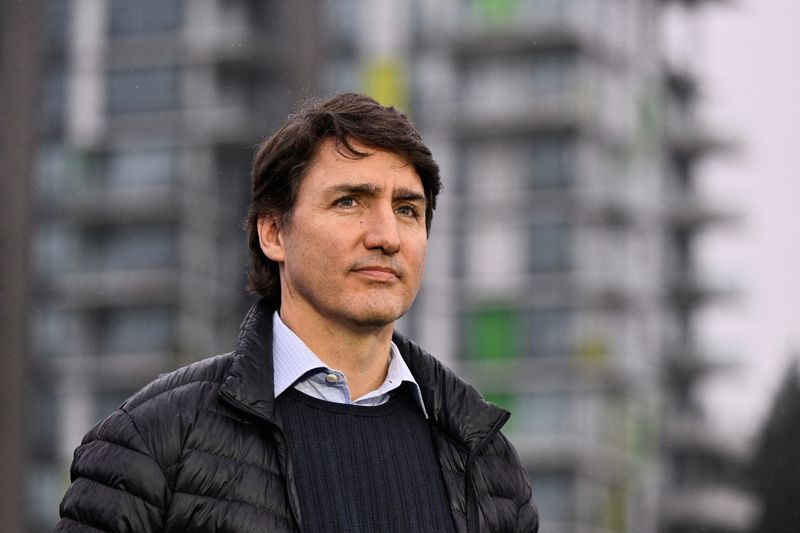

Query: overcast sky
[[696, 0, 800, 443]]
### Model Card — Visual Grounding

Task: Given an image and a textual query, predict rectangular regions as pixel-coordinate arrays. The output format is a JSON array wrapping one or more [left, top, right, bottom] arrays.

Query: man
[[55, 93, 538, 532]]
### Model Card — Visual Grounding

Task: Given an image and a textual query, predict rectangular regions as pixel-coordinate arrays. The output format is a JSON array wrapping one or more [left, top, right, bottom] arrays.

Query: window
[[86, 223, 177, 271], [325, 59, 360, 94], [530, 470, 575, 520], [95, 390, 135, 422], [109, 0, 182, 35], [107, 148, 177, 189], [107, 67, 180, 114], [515, 391, 572, 436], [468, 0, 517, 24], [33, 307, 82, 357], [467, 0, 571, 26], [27, 465, 62, 526], [525, 308, 572, 357], [100, 306, 176, 354], [31, 386, 58, 449], [325, 0, 361, 43], [40, 65, 66, 128], [530, 51, 577, 97], [466, 306, 522, 360], [45, 0, 70, 44], [527, 134, 575, 188], [36, 145, 69, 198], [36, 146, 101, 197], [530, 223, 571, 271], [34, 223, 78, 275]]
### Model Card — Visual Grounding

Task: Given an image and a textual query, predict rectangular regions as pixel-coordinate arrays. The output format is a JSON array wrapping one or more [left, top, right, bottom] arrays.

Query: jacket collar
[[392, 333, 510, 452], [219, 298, 278, 423], [220, 298, 510, 452]]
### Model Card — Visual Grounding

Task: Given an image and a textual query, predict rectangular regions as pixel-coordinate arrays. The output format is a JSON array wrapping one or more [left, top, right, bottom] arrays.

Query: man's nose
[[363, 204, 401, 254]]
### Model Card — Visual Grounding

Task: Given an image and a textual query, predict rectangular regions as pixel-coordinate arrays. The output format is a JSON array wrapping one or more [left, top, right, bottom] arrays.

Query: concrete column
[[0, 1, 41, 530]]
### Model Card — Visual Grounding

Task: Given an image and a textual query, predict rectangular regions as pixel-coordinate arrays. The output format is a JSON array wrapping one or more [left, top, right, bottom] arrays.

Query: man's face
[[260, 138, 428, 331]]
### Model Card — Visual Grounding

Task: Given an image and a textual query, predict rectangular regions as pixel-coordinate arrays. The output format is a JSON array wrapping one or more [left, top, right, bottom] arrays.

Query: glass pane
[[325, 0, 360, 43], [467, 307, 521, 360], [100, 306, 176, 354], [516, 391, 572, 436], [27, 465, 62, 526], [95, 390, 135, 422], [33, 307, 82, 357], [40, 66, 66, 127], [31, 386, 57, 448], [532, 471, 575, 520], [109, 0, 183, 35], [107, 148, 177, 189], [525, 308, 572, 356], [530, 223, 571, 271], [86, 224, 177, 271], [107, 67, 180, 114], [34, 223, 78, 275], [45, 0, 70, 44], [531, 51, 577, 96], [528, 135, 575, 187]]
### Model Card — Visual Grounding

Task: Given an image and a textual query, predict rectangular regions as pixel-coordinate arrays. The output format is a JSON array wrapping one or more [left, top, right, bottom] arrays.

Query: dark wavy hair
[[245, 93, 442, 306]]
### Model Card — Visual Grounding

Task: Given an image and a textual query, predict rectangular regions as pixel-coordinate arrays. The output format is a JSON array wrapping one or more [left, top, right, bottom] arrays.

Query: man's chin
[[340, 303, 410, 331]]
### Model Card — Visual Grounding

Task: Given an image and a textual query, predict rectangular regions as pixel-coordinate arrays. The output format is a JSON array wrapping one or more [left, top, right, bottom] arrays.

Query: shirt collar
[[272, 311, 428, 418]]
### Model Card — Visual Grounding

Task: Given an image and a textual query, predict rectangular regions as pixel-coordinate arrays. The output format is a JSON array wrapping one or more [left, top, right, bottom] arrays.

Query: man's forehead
[[309, 139, 424, 192]]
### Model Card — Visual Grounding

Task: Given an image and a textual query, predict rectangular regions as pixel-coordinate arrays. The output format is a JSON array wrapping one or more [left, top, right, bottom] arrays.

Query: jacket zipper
[[465, 411, 511, 533], [219, 390, 302, 531]]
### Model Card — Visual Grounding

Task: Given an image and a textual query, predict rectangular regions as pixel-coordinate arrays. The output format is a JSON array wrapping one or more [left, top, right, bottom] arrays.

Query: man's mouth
[[352, 265, 400, 281]]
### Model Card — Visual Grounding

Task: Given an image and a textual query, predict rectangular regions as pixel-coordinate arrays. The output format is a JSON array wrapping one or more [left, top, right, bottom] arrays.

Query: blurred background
[[2, 0, 799, 532]]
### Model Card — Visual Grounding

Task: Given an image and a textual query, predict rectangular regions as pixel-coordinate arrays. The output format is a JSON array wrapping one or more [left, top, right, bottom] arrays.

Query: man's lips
[[352, 266, 400, 281]]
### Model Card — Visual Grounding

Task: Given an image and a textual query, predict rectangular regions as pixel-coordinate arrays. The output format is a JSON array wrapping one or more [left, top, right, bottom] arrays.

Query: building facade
[[26, 1, 310, 530], [18, 1, 754, 532]]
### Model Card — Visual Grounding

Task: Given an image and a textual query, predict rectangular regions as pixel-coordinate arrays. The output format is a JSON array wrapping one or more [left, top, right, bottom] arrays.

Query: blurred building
[[1, 2, 42, 531], [328, 1, 756, 533], [411, 1, 670, 531], [659, 2, 756, 532], [15, 0, 755, 532], [24, 1, 319, 530]]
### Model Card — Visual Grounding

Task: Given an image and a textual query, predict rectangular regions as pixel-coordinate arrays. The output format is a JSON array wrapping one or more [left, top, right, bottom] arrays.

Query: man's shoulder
[[121, 352, 235, 415]]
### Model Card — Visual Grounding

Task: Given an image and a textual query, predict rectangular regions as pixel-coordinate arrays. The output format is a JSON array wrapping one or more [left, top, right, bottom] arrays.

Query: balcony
[[46, 268, 180, 308], [662, 486, 757, 533], [667, 269, 735, 308], [42, 185, 179, 224], [450, 94, 587, 140], [428, 0, 629, 66], [662, 342, 727, 385], [666, 191, 737, 230], [663, 411, 747, 458]]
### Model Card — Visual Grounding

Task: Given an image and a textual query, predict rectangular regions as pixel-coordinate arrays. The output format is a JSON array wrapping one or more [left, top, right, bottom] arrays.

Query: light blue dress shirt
[[272, 312, 428, 418]]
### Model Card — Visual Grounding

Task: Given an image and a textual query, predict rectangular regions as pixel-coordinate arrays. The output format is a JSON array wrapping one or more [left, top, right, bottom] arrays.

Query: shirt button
[[325, 373, 339, 384]]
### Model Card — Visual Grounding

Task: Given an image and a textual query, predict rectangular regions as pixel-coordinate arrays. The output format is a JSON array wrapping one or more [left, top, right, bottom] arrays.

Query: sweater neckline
[[279, 386, 412, 417]]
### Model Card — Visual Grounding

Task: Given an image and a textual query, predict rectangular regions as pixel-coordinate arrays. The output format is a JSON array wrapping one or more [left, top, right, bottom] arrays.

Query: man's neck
[[278, 302, 394, 400]]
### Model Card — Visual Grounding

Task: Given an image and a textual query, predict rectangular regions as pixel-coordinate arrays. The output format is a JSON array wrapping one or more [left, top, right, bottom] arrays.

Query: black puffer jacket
[[55, 298, 538, 532]]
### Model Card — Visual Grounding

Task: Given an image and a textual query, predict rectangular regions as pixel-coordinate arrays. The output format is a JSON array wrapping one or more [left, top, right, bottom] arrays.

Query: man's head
[[245, 93, 442, 312]]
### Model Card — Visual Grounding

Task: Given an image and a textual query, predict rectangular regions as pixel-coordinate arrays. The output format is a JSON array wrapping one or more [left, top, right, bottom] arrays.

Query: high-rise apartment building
[[25, 1, 317, 530], [659, 1, 755, 532], [324, 1, 754, 532], [411, 2, 668, 531], [17, 1, 753, 532]]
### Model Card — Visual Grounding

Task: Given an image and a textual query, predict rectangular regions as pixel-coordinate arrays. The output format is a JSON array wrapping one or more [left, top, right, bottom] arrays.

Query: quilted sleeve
[[499, 432, 539, 533], [54, 407, 170, 533]]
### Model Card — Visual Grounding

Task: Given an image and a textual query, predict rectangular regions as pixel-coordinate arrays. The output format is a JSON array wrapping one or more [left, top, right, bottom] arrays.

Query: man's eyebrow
[[324, 182, 383, 197], [393, 187, 426, 204], [324, 183, 426, 204]]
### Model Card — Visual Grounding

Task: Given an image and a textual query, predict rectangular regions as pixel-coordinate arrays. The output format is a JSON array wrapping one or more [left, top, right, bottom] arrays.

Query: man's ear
[[257, 214, 285, 262]]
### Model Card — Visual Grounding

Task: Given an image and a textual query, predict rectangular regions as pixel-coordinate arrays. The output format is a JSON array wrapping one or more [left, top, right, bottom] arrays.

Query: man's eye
[[397, 205, 420, 218], [335, 196, 356, 208]]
